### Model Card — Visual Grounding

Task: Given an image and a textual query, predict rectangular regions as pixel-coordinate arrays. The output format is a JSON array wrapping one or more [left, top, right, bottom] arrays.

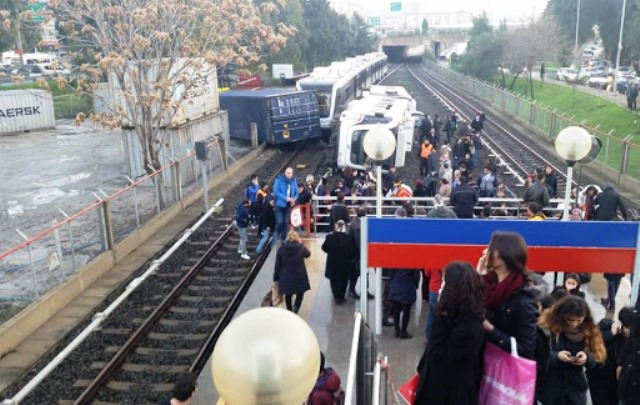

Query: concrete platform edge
[[0, 143, 266, 359]]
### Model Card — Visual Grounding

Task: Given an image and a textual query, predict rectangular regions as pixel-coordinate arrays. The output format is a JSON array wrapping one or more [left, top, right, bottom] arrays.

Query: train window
[[350, 130, 368, 166], [316, 92, 330, 117]]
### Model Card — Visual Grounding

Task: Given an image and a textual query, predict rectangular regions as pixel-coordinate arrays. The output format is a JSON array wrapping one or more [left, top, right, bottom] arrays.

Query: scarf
[[483, 272, 526, 310], [562, 327, 586, 343]]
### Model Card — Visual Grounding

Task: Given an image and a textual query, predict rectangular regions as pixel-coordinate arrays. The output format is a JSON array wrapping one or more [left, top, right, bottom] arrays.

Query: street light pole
[[574, 0, 581, 56], [362, 128, 396, 336], [612, 0, 628, 93]]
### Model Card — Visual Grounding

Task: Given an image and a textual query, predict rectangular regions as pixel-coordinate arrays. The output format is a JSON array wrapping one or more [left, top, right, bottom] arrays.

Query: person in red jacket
[[307, 352, 344, 405], [423, 268, 443, 341]]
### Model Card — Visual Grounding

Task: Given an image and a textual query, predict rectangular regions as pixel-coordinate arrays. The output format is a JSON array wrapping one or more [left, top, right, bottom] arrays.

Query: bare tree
[[47, 0, 295, 171], [503, 17, 563, 98]]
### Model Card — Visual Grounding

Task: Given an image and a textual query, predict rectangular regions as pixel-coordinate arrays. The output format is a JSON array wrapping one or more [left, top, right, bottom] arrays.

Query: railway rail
[[2, 144, 328, 404]]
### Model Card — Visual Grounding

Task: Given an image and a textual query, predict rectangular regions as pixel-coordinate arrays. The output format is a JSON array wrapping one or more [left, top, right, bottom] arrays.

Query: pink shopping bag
[[478, 337, 536, 405]]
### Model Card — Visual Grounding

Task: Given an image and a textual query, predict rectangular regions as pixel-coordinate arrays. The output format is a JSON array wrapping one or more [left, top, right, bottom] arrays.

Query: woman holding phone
[[476, 231, 538, 359], [538, 295, 606, 404]]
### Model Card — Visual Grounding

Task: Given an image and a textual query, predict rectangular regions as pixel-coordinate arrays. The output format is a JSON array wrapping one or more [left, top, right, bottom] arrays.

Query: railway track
[[406, 64, 572, 195], [406, 64, 638, 215], [2, 144, 328, 404]]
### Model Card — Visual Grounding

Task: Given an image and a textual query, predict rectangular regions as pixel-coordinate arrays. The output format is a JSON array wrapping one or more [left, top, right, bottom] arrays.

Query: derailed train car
[[220, 89, 322, 145]]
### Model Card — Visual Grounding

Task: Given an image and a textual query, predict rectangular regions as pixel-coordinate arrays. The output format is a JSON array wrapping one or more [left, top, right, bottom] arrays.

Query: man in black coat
[[523, 172, 550, 209], [328, 191, 350, 230], [594, 185, 628, 221], [449, 175, 478, 218]]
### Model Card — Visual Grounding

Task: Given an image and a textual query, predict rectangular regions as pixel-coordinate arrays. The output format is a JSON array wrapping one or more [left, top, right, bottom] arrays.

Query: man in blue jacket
[[273, 167, 298, 244]]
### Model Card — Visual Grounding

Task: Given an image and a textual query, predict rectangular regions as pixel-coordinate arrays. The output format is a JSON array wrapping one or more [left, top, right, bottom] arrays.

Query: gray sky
[[360, 0, 550, 23]]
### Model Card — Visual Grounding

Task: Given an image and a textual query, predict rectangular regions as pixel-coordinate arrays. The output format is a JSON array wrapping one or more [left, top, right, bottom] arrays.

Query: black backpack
[[534, 326, 551, 391]]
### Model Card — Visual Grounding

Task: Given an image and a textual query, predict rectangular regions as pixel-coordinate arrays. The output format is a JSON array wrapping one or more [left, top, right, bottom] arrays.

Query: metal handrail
[[372, 358, 382, 405], [345, 312, 362, 405]]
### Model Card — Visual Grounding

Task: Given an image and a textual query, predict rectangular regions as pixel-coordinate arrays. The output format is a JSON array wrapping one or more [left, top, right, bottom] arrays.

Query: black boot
[[348, 290, 360, 300]]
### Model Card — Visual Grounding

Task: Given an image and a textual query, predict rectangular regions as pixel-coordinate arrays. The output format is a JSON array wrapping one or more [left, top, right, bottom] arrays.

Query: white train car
[[336, 86, 419, 170], [296, 52, 388, 131]]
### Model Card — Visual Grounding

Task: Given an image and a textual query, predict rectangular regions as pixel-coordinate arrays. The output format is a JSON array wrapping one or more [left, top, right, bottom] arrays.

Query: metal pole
[[631, 224, 640, 304], [557, 164, 575, 286], [59, 209, 76, 274], [16, 229, 38, 299], [613, 0, 628, 93], [360, 217, 369, 318], [574, 0, 581, 56], [375, 165, 382, 335], [53, 219, 65, 278], [563, 165, 574, 221], [201, 161, 209, 211]]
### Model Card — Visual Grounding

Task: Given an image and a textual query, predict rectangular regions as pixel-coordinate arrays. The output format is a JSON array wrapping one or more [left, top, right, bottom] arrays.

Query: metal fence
[[0, 137, 226, 325], [426, 62, 640, 180]]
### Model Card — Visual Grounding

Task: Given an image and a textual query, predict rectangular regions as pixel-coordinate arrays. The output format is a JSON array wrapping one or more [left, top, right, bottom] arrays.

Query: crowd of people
[[221, 108, 637, 403], [414, 231, 640, 405]]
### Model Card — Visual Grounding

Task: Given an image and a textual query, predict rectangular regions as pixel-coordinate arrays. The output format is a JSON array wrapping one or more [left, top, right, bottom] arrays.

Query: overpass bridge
[[378, 31, 469, 62]]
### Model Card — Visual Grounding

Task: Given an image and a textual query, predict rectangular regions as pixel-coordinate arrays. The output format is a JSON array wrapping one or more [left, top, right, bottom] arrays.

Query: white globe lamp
[[554, 126, 593, 221], [211, 307, 320, 405]]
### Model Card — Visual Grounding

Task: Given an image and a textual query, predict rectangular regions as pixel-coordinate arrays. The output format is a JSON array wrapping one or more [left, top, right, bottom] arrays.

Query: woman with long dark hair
[[477, 231, 538, 359], [539, 295, 606, 404], [415, 261, 485, 404]]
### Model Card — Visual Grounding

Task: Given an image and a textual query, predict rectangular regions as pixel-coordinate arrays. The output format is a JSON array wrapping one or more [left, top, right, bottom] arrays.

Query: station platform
[[190, 233, 633, 404], [191, 235, 428, 404]]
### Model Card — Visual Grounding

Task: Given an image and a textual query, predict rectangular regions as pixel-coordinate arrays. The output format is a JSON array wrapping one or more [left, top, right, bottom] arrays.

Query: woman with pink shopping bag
[[477, 232, 541, 403]]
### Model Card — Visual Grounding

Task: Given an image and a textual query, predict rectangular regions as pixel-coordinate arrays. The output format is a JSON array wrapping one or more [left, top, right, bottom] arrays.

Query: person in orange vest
[[419, 139, 435, 177], [387, 180, 413, 205]]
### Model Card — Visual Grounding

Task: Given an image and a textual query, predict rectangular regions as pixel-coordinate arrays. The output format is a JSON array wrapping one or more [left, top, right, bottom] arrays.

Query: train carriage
[[296, 52, 388, 132], [220, 89, 322, 145]]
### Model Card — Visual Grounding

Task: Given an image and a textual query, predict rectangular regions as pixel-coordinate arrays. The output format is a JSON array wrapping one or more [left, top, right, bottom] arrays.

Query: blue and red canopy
[[367, 219, 639, 274]]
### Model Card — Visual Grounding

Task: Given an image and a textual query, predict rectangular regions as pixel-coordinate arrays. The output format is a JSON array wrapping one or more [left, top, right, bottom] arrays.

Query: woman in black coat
[[415, 261, 485, 404], [274, 230, 311, 313], [321, 220, 355, 304], [389, 268, 420, 339]]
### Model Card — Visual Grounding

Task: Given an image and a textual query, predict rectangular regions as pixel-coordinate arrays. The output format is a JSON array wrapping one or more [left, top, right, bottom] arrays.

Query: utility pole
[[612, 0, 628, 93], [574, 0, 581, 56]]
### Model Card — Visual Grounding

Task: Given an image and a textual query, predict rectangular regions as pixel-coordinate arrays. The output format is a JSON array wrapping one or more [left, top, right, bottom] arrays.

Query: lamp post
[[362, 127, 396, 335], [612, 0, 628, 93], [554, 126, 593, 221], [574, 0, 581, 56]]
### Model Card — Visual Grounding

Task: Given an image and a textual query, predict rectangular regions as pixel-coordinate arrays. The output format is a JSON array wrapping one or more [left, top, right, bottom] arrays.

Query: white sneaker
[[241, 253, 250, 260]]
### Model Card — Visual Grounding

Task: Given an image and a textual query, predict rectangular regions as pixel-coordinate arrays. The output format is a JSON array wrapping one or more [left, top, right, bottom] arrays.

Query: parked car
[[563, 68, 587, 83], [28, 63, 70, 79], [587, 74, 609, 89], [617, 77, 637, 94], [556, 67, 571, 80]]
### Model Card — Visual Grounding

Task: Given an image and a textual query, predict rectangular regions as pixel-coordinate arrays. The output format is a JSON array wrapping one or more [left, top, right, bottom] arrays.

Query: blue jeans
[[274, 205, 291, 242], [425, 291, 439, 340], [256, 229, 271, 253]]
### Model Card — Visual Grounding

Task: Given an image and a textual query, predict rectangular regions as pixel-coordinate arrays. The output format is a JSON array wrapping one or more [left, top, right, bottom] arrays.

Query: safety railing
[[426, 62, 640, 181], [0, 137, 226, 326], [310, 195, 566, 232], [345, 312, 379, 405]]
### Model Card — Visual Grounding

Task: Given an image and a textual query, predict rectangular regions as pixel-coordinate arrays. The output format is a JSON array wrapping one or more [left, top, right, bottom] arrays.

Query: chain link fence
[[0, 138, 226, 325]]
